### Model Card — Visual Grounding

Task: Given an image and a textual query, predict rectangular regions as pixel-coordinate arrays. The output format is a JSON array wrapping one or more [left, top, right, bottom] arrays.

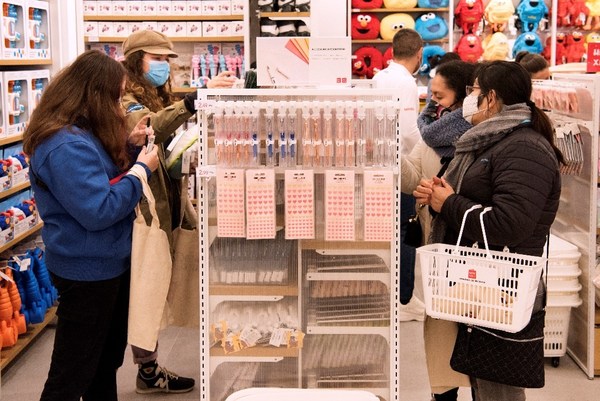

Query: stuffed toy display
[[565, 31, 586, 62], [352, 46, 383, 78], [351, 13, 381, 40], [570, 0, 590, 27], [516, 0, 549, 32], [258, 0, 275, 12], [482, 31, 509, 60], [384, 0, 418, 7], [484, 0, 516, 32], [455, 33, 484, 62], [584, 0, 600, 30], [541, 32, 566, 64], [382, 46, 393, 67], [454, 0, 485, 33], [586, 31, 600, 48], [278, 0, 295, 12], [415, 13, 449, 41], [512, 32, 544, 57], [352, 0, 384, 8], [417, 0, 449, 8], [419, 45, 446, 75], [380, 13, 415, 41]]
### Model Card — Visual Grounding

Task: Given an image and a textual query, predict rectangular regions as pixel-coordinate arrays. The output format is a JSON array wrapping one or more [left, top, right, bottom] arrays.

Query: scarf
[[429, 103, 532, 244], [418, 102, 473, 158]]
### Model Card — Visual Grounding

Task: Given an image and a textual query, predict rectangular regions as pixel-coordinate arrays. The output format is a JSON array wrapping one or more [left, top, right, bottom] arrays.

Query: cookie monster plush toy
[[512, 32, 544, 57], [419, 45, 446, 75], [516, 0, 548, 32], [415, 13, 449, 41]]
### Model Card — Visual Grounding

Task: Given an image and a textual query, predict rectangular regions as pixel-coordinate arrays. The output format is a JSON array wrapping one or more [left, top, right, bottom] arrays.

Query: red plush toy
[[455, 33, 484, 62], [569, 0, 590, 27], [454, 0, 484, 33], [352, 0, 384, 9], [556, 0, 571, 26], [565, 31, 586, 63], [382, 46, 393, 68], [352, 46, 384, 78], [542, 33, 566, 64], [351, 13, 381, 40]]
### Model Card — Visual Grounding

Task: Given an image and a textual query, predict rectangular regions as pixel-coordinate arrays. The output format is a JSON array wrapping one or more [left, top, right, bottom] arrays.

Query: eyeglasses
[[465, 85, 480, 96]]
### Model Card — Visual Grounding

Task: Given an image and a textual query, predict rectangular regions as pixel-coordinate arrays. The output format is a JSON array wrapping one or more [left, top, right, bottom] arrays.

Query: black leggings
[[40, 271, 130, 401]]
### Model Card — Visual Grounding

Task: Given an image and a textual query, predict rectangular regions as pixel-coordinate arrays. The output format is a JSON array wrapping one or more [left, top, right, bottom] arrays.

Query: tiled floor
[[1, 320, 599, 401]]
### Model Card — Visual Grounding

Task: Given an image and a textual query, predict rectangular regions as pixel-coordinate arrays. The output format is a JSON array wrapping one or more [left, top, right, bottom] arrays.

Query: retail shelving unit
[[536, 74, 600, 378], [197, 89, 401, 401]]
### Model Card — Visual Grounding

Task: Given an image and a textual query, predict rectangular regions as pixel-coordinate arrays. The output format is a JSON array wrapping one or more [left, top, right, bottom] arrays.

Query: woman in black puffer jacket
[[414, 61, 564, 401]]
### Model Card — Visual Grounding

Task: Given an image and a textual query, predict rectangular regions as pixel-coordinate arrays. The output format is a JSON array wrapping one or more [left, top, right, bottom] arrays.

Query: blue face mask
[[144, 60, 170, 87]]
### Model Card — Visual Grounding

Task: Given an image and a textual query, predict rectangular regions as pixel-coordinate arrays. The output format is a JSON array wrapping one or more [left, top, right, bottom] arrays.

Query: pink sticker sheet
[[245, 169, 276, 239], [324, 170, 355, 241], [216, 169, 246, 238], [363, 170, 394, 242], [284, 169, 315, 239]]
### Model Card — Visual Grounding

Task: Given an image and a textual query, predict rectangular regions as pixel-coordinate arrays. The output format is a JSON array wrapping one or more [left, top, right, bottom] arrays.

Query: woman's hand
[[207, 71, 237, 89], [413, 177, 435, 206], [129, 115, 151, 146], [136, 145, 159, 172], [429, 177, 455, 213]]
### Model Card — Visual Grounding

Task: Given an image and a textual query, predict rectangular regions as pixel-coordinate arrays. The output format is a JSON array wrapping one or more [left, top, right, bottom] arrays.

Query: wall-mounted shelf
[[0, 182, 31, 202], [352, 38, 449, 44], [84, 15, 244, 21], [85, 36, 244, 43], [210, 346, 299, 358], [0, 223, 43, 255], [0, 59, 52, 66], [210, 283, 298, 297], [259, 12, 310, 18], [0, 134, 24, 147], [351, 7, 449, 12]]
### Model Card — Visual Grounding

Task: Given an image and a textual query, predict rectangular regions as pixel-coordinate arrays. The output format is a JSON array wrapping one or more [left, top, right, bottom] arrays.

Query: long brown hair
[[122, 50, 176, 112], [23, 50, 130, 170]]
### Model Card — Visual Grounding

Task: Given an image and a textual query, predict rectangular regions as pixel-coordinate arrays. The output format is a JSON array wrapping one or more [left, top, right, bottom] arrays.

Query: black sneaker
[[136, 365, 195, 394]]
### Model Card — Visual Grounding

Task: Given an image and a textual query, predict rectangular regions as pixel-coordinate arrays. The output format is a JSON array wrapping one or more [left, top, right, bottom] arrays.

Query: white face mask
[[462, 94, 485, 124]]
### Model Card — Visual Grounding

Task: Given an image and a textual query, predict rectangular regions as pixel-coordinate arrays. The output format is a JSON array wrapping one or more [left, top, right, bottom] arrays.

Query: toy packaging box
[[2, 70, 29, 137], [1, 0, 27, 59], [26, 0, 50, 59]]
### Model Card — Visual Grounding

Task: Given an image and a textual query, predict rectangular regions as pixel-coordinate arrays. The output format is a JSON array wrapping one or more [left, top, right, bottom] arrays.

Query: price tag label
[[196, 165, 216, 178]]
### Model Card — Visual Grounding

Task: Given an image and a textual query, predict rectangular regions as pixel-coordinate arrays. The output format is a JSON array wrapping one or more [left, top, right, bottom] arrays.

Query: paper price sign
[[586, 43, 600, 73]]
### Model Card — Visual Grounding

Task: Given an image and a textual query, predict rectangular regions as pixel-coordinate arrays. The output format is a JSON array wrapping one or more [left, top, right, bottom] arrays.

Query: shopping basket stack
[[544, 234, 583, 367]]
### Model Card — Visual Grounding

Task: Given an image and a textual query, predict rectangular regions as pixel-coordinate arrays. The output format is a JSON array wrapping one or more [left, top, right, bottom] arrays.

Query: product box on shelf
[[0, 207, 13, 246], [4, 143, 28, 187], [217, 0, 231, 15], [156, 1, 172, 14], [187, 21, 202, 37], [232, 20, 244, 35], [202, 1, 219, 16], [172, 21, 187, 37], [83, 21, 99, 37], [127, 1, 143, 15], [129, 22, 143, 35], [82, 0, 97, 16], [98, 21, 114, 37], [26, 68, 48, 115], [158, 21, 175, 37], [203, 21, 217, 37], [2, 71, 29, 137], [216, 21, 233, 36], [172, 1, 187, 15], [142, 21, 158, 32], [114, 21, 128, 37], [112, 1, 128, 15], [1, 0, 26, 59], [142, 0, 158, 15], [0, 162, 11, 193], [26, 0, 50, 59], [10, 197, 37, 238], [231, 0, 245, 13], [95, 1, 112, 16], [187, 0, 203, 16]]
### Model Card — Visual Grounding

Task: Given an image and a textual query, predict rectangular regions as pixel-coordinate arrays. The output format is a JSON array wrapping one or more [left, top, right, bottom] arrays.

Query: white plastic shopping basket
[[417, 205, 544, 333]]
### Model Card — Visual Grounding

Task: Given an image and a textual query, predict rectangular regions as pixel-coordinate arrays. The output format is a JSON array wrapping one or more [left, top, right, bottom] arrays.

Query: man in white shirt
[[373, 28, 425, 321]]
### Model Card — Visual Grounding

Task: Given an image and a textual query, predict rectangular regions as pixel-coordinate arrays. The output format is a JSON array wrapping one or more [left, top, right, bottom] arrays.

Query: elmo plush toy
[[584, 0, 600, 30], [484, 0, 516, 32], [380, 13, 415, 40], [454, 0, 484, 33], [352, 46, 383, 78], [555, 0, 571, 26], [482, 31, 509, 60], [382, 47, 393, 67], [351, 13, 381, 40], [352, 0, 384, 8], [455, 33, 484, 62], [419, 45, 446, 75], [512, 32, 544, 57], [415, 13, 449, 40], [565, 31, 586, 62], [516, 0, 549, 32], [570, 0, 590, 27]]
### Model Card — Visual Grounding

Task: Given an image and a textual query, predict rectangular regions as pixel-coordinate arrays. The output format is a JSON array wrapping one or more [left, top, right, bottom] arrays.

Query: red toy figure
[[555, 0, 571, 26], [454, 0, 484, 33], [351, 13, 381, 40], [382, 46, 393, 68], [352, 46, 383, 78], [569, 0, 590, 27], [455, 33, 484, 62], [565, 31, 586, 63], [352, 0, 384, 8]]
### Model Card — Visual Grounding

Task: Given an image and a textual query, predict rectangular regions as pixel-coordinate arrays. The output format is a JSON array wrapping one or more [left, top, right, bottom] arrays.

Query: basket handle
[[479, 206, 493, 259], [454, 204, 482, 253]]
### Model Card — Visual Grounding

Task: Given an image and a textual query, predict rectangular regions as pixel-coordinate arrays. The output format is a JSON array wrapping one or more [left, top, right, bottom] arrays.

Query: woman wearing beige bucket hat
[[120, 29, 235, 395]]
